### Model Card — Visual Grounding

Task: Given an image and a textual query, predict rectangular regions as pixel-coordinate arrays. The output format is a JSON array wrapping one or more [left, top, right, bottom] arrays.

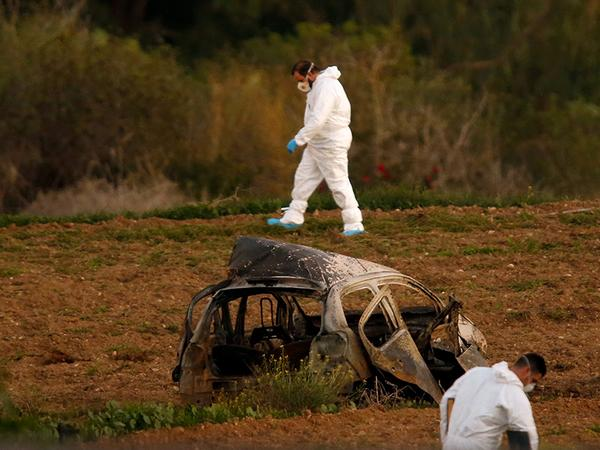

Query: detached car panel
[[172, 237, 487, 404]]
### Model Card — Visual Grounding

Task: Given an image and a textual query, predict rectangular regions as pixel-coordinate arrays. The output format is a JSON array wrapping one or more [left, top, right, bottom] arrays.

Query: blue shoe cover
[[341, 229, 365, 237], [266, 218, 301, 230]]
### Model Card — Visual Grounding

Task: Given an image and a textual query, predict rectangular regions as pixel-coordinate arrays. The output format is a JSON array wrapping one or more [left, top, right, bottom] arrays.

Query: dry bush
[[0, 6, 203, 212], [23, 175, 190, 216], [179, 63, 301, 199]]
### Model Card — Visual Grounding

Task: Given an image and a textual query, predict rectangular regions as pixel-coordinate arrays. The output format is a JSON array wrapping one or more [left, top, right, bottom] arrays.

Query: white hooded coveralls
[[439, 362, 539, 450], [281, 66, 363, 231]]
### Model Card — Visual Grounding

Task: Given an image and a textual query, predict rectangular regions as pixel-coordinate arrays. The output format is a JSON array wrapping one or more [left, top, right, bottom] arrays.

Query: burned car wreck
[[172, 237, 487, 404]]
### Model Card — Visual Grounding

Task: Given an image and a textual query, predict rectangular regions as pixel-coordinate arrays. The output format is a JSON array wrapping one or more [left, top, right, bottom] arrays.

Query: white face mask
[[296, 62, 314, 93], [297, 79, 311, 92], [521, 355, 537, 393]]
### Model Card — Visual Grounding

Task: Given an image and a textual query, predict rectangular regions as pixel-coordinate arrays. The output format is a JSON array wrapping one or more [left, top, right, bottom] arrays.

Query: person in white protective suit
[[440, 352, 547, 450], [267, 60, 365, 236]]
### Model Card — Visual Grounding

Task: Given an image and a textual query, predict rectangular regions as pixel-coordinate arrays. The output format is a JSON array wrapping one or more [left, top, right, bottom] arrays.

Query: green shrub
[[83, 401, 175, 439], [243, 355, 351, 416]]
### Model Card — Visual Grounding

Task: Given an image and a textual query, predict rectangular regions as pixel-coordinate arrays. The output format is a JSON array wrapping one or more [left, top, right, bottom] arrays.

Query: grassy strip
[[0, 356, 352, 443], [0, 186, 555, 228]]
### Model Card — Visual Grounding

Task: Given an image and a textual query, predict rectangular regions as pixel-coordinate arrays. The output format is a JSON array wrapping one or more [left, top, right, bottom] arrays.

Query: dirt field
[[1, 200, 600, 448]]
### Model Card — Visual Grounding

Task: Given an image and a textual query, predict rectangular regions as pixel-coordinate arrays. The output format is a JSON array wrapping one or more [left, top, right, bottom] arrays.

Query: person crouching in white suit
[[267, 60, 365, 236], [440, 352, 547, 450]]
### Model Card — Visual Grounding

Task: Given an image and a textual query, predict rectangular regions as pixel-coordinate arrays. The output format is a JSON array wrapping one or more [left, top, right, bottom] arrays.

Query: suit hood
[[319, 66, 341, 80], [492, 361, 524, 387]]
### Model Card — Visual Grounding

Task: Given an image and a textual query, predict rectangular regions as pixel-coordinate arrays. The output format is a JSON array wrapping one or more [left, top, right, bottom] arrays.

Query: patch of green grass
[[590, 424, 600, 434], [363, 218, 400, 235], [108, 228, 164, 243], [434, 249, 455, 257], [108, 329, 124, 337], [11, 230, 34, 240], [462, 246, 502, 255], [139, 250, 166, 267], [542, 308, 576, 322], [137, 321, 158, 334], [430, 213, 492, 233], [57, 307, 80, 317], [52, 231, 84, 249], [67, 327, 91, 335], [185, 256, 201, 267], [559, 210, 600, 226], [88, 256, 115, 270], [11, 351, 26, 361], [93, 305, 110, 314], [161, 226, 209, 242], [509, 279, 552, 292], [546, 425, 567, 436], [402, 212, 491, 233], [494, 212, 538, 229], [507, 238, 557, 254], [164, 324, 179, 333], [0, 243, 26, 252], [303, 218, 340, 233], [0, 267, 22, 277], [85, 365, 100, 377], [104, 225, 218, 243], [505, 310, 532, 321], [52, 257, 83, 275], [0, 236, 25, 252], [108, 345, 152, 362]]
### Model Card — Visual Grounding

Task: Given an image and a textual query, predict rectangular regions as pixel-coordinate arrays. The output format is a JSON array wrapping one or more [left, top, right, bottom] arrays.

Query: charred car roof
[[227, 236, 395, 292]]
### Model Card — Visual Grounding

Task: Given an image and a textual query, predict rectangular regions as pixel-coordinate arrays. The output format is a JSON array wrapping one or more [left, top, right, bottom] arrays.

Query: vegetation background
[[0, 0, 599, 214]]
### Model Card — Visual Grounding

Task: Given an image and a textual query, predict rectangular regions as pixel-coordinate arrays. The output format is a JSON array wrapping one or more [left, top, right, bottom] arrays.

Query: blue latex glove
[[287, 139, 298, 154]]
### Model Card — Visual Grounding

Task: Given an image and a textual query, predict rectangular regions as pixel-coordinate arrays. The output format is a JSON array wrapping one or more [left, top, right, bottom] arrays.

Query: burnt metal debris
[[172, 237, 487, 404]]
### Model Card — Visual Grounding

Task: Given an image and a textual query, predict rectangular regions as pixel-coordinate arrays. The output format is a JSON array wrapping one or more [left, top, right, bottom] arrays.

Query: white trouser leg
[[317, 151, 363, 231], [281, 148, 324, 225]]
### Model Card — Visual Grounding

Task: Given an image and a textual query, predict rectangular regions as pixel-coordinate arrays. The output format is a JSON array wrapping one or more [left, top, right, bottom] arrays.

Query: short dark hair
[[291, 60, 321, 76], [515, 352, 547, 377]]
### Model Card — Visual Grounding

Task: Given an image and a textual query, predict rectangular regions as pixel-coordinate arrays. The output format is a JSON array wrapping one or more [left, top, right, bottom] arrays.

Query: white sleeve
[[439, 371, 469, 443], [439, 393, 449, 443], [507, 391, 539, 450], [294, 82, 337, 146]]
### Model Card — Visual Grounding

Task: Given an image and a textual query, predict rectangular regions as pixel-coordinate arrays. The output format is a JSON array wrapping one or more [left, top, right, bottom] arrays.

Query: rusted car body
[[172, 237, 487, 404]]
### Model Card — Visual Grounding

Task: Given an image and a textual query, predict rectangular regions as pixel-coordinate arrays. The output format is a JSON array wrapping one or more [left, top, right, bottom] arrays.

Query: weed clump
[[241, 355, 352, 417]]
